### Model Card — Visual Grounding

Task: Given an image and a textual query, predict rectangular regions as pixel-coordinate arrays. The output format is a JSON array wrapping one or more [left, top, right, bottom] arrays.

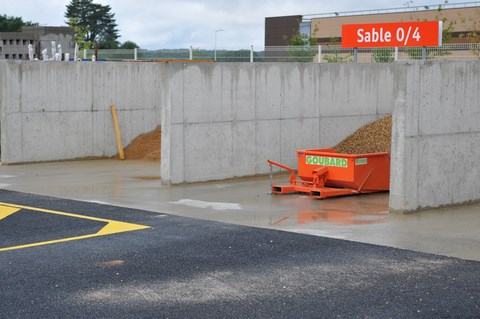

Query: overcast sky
[[0, 0, 471, 49]]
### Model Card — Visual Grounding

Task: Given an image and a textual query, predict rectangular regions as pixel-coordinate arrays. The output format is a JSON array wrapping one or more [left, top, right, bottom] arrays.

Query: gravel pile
[[117, 115, 391, 161], [333, 114, 392, 154], [116, 127, 161, 161]]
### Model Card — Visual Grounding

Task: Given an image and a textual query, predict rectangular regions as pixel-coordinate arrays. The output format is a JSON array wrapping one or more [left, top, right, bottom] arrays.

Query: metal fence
[[263, 44, 480, 62], [82, 47, 259, 62], [83, 43, 480, 63]]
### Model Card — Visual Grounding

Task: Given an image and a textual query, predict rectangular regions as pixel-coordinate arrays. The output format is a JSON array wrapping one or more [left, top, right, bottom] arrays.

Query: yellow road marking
[[0, 202, 150, 252], [0, 206, 21, 220]]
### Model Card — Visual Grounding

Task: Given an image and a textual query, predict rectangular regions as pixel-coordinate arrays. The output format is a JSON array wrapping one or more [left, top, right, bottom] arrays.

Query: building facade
[[0, 26, 74, 60], [265, 2, 480, 46]]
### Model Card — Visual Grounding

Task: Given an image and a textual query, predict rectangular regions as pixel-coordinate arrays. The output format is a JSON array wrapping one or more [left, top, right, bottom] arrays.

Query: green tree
[[215, 49, 257, 62], [119, 41, 140, 49], [99, 38, 120, 49], [284, 31, 318, 62], [69, 17, 92, 50], [323, 37, 352, 63], [65, 0, 120, 49], [459, 8, 480, 59], [0, 14, 37, 32]]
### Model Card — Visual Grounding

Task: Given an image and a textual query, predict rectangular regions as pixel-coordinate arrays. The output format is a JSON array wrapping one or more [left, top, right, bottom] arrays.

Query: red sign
[[342, 21, 442, 48]]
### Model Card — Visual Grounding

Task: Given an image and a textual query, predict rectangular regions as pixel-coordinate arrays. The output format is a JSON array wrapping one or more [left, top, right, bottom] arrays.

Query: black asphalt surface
[[0, 189, 479, 318]]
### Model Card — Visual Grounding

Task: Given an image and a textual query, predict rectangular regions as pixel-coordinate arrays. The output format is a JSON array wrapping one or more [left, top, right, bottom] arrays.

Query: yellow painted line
[[0, 202, 150, 252]]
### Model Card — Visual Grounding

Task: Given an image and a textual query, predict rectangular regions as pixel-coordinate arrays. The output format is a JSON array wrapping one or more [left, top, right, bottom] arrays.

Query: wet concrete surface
[[1, 159, 480, 261]]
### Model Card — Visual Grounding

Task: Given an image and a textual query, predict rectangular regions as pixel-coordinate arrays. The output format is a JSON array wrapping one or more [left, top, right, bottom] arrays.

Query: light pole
[[214, 29, 224, 62]]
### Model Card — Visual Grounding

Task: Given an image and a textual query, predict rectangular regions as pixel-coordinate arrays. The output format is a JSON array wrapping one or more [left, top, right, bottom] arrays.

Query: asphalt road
[[1, 189, 479, 318]]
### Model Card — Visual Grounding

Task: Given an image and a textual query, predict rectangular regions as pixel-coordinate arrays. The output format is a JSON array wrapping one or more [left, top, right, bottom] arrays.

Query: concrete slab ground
[[1, 159, 479, 261]]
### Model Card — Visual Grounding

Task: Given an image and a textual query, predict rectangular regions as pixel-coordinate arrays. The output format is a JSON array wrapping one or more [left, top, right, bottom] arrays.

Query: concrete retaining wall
[[0, 60, 164, 163], [389, 61, 480, 212], [1, 60, 479, 212], [161, 63, 395, 184]]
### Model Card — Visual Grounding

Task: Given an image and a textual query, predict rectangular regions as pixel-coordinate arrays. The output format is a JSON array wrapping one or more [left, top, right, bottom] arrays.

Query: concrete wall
[[389, 61, 480, 213], [2, 60, 479, 212], [0, 60, 164, 163], [161, 63, 395, 184]]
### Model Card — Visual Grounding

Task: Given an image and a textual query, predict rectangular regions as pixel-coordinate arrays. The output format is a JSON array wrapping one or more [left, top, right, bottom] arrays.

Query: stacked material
[[333, 115, 392, 154], [120, 127, 161, 161]]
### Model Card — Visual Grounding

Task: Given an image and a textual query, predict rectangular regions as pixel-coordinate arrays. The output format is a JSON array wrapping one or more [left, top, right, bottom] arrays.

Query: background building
[[265, 2, 480, 46], [0, 26, 74, 60]]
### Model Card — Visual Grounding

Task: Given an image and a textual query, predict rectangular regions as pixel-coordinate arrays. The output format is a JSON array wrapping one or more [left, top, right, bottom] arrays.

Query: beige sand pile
[[118, 126, 161, 161], [333, 115, 392, 154], [117, 115, 390, 160]]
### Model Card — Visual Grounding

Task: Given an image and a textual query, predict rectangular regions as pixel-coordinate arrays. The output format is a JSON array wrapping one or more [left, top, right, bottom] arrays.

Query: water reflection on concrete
[[269, 193, 389, 226], [1, 160, 480, 261]]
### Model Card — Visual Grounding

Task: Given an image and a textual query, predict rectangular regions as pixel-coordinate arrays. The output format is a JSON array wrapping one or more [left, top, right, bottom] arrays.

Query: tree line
[[1, 0, 139, 49]]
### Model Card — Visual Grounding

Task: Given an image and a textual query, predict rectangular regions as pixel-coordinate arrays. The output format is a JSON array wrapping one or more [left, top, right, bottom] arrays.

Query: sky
[[0, 0, 472, 50]]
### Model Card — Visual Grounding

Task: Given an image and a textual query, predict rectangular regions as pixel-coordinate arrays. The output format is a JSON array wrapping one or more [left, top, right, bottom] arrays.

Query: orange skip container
[[267, 148, 390, 199]]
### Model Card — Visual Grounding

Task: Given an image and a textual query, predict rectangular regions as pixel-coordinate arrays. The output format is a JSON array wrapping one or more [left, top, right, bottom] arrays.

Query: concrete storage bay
[[1, 60, 479, 212]]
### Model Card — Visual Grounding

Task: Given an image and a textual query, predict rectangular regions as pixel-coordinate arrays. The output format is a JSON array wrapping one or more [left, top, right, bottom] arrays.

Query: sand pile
[[118, 126, 161, 161], [116, 115, 391, 161], [333, 115, 392, 154]]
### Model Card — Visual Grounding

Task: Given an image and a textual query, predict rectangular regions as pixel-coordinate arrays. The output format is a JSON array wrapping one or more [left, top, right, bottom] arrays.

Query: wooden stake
[[111, 105, 125, 160]]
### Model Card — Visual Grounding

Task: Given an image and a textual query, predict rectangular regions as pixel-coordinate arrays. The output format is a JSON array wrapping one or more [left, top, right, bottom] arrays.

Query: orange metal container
[[297, 148, 390, 191], [268, 148, 390, 199]]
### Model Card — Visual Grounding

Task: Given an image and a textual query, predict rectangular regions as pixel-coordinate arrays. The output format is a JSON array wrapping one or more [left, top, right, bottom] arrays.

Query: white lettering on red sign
[[356, 26, 420, 45], [357, 28, 392, 43], [341, 21, 441, 48]]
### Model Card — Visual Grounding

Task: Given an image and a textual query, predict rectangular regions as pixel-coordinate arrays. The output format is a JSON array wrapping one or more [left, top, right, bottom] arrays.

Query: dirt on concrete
[[117, 127, 161, 161], [333, 115, 392, 154]]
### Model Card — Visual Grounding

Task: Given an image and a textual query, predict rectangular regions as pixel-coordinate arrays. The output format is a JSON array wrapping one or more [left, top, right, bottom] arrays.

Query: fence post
[[189, 46, 193, 60], [134, 48, 138, 60], [354, 47, 358, 63], [422, 47, 427, 61], [74, 43, 78, 61], [83, 49, 86, 60], [318, 45, 322, 63], [394, 47, 399, 62], [250, 45, 254, 63]]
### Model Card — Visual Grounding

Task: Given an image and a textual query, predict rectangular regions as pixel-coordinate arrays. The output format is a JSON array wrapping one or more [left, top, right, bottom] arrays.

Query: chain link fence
[[82, 43, 480, 63]]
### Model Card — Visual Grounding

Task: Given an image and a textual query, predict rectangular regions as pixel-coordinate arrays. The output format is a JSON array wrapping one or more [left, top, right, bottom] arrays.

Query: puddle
[[170, 199, 242, 211]]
